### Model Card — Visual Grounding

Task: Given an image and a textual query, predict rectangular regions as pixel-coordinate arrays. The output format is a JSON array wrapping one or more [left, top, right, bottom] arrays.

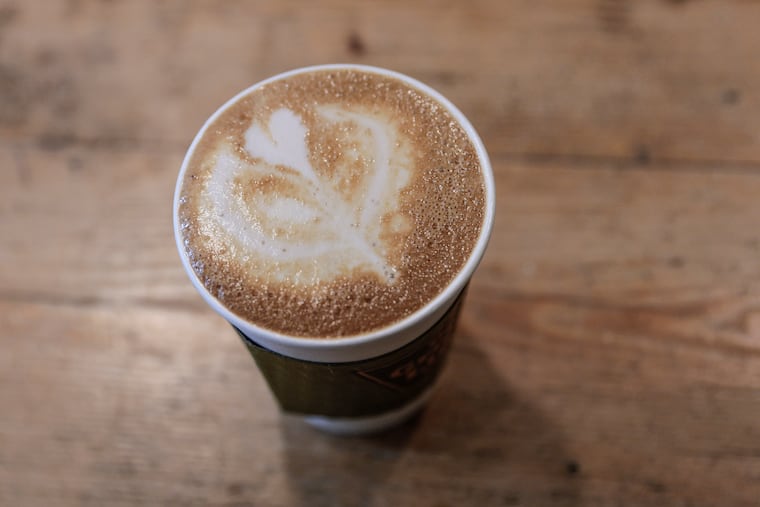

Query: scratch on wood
[[596, 0, 631, 33], [347, 31, 366, 56], [473, 286, 760, 358]]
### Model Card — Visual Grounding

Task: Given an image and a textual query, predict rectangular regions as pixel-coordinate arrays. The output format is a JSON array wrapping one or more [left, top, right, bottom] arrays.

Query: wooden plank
[[0, 0, 758, 164], [1, 295, 759, 506]]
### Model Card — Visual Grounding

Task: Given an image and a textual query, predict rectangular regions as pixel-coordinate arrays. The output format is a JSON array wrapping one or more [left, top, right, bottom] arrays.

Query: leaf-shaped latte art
[[204, 106, 413, 286]]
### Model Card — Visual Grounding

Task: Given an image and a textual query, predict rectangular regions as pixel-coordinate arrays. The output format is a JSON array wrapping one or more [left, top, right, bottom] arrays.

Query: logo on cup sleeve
[[354, 303, 458, 392]]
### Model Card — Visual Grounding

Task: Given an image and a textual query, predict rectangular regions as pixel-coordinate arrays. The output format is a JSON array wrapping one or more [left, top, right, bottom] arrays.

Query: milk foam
[[201, 105, 412, 285], [178, 68, 486, 337]]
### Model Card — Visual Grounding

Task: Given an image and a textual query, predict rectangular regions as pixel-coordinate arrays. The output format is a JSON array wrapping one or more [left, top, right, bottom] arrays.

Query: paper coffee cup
[[173, 64, 495, 435]]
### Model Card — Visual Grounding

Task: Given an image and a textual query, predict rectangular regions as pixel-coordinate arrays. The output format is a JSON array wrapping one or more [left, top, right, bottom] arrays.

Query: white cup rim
[[173, 64, 495, 361]]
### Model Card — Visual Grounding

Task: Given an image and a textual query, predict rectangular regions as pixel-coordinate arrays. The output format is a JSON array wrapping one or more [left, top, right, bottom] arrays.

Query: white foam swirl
[[201, 106, 412, 285]]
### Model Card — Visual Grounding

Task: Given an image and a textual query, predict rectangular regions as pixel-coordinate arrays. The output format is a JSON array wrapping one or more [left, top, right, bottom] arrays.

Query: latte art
[[203, 106, 412, 285], [177, 68, 486, 337]]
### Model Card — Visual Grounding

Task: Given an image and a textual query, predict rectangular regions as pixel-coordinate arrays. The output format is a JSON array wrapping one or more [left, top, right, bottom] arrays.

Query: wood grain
[[1, 1, 759, 506]]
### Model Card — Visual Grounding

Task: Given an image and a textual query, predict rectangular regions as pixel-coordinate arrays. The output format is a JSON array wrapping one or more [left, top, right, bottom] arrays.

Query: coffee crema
[[177, 68, 486, 338]]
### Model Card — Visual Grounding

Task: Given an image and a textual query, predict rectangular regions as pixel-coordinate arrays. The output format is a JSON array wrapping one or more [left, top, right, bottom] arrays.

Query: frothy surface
[[177, 68, 486, 337]]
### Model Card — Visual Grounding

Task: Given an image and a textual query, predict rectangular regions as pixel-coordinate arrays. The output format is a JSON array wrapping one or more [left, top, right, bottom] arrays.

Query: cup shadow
[[280, 329, 582, 507]]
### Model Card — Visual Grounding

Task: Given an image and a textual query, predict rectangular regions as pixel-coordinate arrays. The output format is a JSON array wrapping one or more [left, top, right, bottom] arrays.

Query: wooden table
[[2, 1, 759, 505]]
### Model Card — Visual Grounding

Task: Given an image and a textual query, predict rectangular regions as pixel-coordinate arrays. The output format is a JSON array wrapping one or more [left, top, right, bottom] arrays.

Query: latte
[[176, 67, 487, 338]]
